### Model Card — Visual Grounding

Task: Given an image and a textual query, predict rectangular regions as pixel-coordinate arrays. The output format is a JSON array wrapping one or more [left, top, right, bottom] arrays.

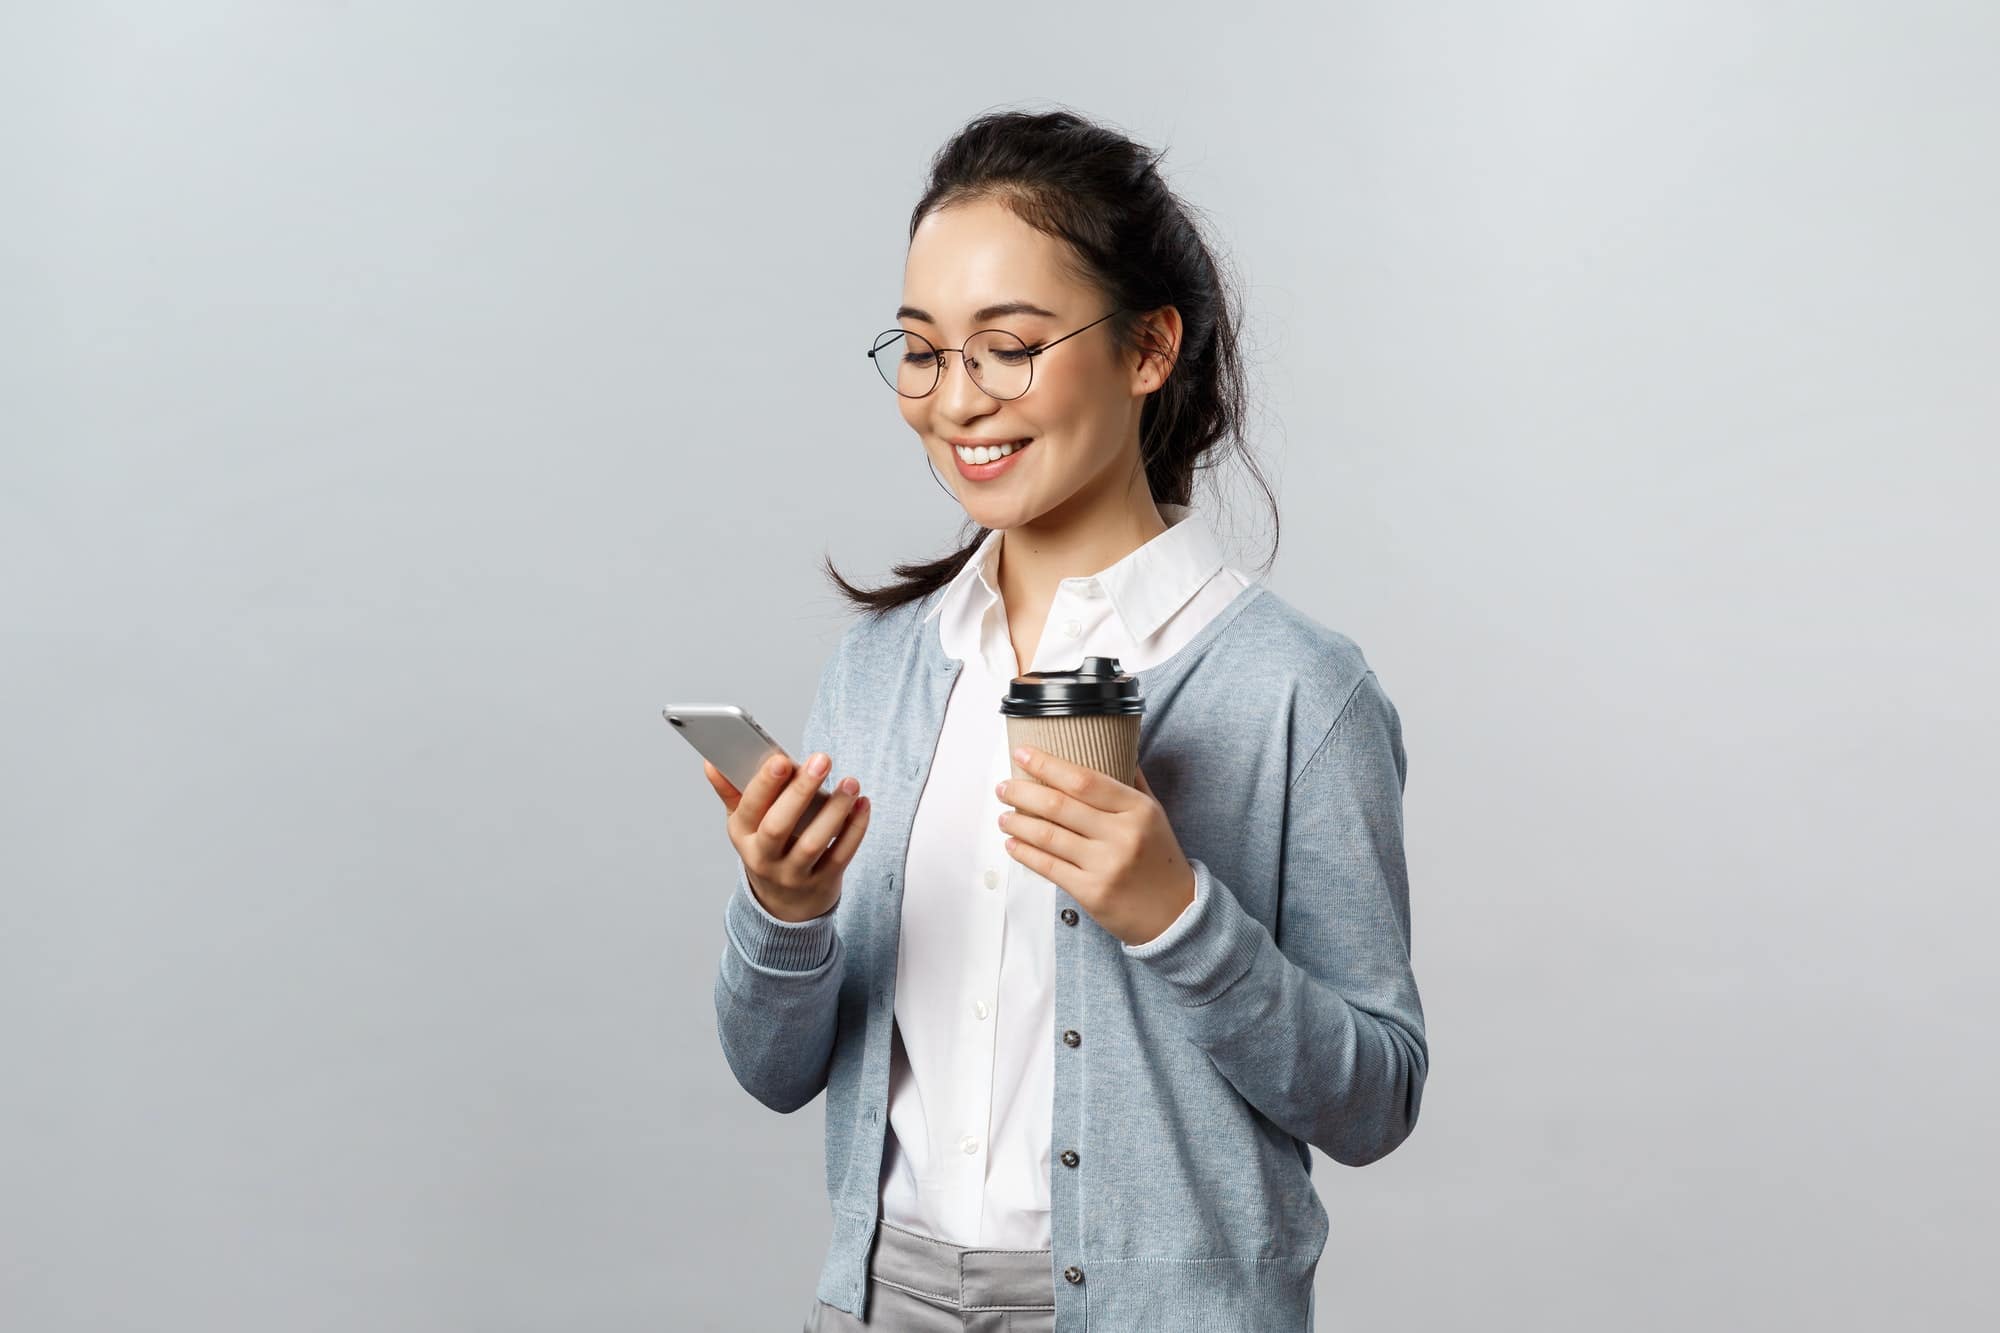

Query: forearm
[[712, 861, 844, 1113], [1123, 671, 1428, 1166], [1126, 856, 1427, 1165]]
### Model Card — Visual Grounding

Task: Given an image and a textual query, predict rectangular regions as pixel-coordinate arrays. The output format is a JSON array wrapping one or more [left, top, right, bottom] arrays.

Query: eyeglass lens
[[869, 329, 1036, 400]]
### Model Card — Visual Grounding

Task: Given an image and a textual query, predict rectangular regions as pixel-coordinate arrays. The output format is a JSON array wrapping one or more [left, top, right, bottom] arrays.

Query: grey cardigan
[[712, 578, 1428, 1331]]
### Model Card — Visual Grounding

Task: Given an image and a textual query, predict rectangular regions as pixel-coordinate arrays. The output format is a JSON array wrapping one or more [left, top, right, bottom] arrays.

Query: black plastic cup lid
[[998, 656, 1144, 718]]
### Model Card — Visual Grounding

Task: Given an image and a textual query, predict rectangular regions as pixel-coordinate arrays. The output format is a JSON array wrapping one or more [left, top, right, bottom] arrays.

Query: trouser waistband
[[868, 1218, 1056, 1313]]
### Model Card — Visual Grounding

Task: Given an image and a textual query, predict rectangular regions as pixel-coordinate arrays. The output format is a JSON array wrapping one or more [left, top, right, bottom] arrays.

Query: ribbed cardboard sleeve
[[1004, 712, 1141, 787]]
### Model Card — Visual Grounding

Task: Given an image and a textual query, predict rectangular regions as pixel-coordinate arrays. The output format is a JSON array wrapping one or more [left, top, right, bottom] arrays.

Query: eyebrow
[[897, 300, 1060, 325]]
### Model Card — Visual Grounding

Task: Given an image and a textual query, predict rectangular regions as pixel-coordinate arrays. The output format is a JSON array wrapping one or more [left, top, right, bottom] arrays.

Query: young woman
[[705, 108, 1428, 1333]]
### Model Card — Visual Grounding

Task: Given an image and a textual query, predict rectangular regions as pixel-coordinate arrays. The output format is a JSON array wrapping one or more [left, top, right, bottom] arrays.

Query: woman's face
[[892, 198, 1160, 532]]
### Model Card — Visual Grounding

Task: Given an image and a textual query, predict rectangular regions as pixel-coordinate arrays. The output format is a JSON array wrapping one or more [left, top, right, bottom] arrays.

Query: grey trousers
[[802, 1218, 1057, 1332]]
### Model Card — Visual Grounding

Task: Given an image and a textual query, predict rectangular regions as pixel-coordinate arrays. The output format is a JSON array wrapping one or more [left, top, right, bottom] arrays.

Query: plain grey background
[[3, 3, 1994, 1330]]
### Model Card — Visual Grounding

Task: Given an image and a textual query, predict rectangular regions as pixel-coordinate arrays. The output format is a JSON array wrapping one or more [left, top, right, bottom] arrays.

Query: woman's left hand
[[997, 744, 1196, 948]]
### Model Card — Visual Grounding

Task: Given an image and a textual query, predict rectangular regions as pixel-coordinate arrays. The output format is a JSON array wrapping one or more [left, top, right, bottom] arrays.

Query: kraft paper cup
[[1005, 711, 1141, 788], [1000, 656, 1143, 788]]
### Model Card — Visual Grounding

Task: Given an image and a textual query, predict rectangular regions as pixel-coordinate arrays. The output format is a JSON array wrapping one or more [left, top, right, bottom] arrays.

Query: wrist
[[747, 873, 837, 924]]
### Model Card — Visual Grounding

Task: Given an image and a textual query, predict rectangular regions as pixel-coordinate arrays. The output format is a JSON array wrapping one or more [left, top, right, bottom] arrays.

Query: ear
[[1131, 306, 1183, 394]]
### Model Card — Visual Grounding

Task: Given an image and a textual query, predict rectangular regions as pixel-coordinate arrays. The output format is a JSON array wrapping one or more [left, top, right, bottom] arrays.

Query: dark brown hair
[[822, 107, 1277, 621]]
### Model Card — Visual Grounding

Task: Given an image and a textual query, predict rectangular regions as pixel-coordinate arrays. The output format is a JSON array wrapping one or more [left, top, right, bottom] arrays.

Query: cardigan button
[[1060, 1149, 1079, 1168], [1062, 1029, 1080, 1048], [1060, 908, 1078, 926], [1063, 1266, 1083, 1284]]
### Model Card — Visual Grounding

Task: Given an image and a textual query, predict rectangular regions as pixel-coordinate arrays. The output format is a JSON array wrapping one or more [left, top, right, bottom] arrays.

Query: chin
[[963, 500, 1021, 528]]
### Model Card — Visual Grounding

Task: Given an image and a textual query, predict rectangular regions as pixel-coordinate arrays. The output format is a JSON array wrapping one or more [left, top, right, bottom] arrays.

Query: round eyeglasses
[[865, 309, 1124, 400]]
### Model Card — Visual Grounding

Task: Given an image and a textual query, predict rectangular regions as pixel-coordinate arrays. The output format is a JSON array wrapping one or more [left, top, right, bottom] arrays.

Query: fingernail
[[808, 753, 829, 776]]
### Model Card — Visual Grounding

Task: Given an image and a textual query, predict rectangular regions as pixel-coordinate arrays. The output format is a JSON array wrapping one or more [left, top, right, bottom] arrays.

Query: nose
[[935, 347, 995, 417]]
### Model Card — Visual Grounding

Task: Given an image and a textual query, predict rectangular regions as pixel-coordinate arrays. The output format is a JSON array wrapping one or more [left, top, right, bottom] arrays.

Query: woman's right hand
[[702, 752, 871, 923]]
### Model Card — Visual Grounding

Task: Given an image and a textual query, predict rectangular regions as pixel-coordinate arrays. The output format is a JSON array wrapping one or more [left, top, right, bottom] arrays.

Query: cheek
[[1034, 374, 1108, 432], [1032, 390, 1110, 458]]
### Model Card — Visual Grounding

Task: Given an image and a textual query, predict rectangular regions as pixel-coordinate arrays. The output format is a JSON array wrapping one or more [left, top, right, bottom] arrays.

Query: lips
[[950, 437, 1034, 479]]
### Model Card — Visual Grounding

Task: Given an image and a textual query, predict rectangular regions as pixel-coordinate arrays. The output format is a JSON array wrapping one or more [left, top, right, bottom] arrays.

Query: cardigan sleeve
[[1121, 670, 1429, 1167], [711, 641, 847, 1114]]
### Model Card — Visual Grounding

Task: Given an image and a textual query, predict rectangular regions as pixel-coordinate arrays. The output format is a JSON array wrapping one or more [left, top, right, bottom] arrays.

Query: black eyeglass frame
[[865, 308, 1126, 400]]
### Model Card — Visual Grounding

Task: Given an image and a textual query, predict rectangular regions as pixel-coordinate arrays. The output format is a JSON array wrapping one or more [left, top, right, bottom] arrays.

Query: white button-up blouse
[[876, 501, 1257, 1249]]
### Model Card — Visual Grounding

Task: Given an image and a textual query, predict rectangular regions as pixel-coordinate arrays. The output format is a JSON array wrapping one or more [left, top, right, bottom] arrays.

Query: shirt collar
[[923, 502, 1230, 657]]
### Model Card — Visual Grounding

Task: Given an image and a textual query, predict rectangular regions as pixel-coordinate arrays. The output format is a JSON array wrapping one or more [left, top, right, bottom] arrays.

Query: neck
[[995, 458, 1169, 615]]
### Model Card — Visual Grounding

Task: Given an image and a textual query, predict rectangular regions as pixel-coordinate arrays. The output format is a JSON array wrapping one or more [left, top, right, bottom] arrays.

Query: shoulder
[[1220, 584, 1381, 739], [821, 590, 939, 684]]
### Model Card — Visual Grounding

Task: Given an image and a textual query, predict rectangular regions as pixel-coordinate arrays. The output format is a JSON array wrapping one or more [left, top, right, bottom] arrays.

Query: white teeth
[[955, 440, 1027, 465]]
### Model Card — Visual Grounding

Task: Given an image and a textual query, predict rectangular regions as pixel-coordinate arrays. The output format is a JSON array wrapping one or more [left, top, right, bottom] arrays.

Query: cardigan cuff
[[723, 860, 839, 975], [1119, 856, 1266, 1006]]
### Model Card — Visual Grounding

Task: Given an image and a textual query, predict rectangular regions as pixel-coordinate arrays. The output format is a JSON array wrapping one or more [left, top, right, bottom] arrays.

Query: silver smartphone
[[662, 704, 831, 847]]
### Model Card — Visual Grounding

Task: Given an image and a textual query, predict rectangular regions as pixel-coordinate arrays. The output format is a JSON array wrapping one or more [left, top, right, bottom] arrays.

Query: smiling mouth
[[952, 438, 1032, 465]]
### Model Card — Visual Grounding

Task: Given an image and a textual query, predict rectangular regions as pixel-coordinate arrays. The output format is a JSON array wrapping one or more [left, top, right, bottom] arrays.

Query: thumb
[[702, 759, 742, 813]]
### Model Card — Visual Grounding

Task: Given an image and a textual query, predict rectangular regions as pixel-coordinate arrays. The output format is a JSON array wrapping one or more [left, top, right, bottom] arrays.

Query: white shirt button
[[974, 999, 989, 1020], [1061, 618, 1082, 638], [961, 1134, 980, 1154], [983, 868, 999, 890]]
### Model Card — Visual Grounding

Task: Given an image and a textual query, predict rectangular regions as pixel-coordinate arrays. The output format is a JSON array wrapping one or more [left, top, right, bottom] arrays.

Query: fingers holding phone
[[667, 703, 870, 924], [700, 758, 743, 810], [719, 750, 870, 923]]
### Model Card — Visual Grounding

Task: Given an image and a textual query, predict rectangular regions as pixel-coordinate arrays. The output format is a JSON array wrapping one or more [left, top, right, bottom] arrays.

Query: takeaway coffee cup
[[999, 656, 1143, 787]]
